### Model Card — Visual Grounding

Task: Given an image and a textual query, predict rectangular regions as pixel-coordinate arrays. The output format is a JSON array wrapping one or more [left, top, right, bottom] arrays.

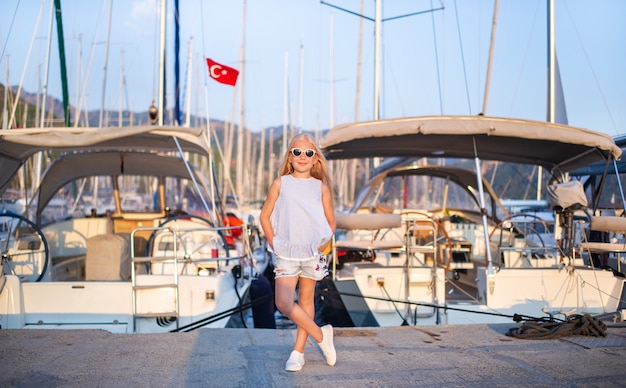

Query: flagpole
[[236, 0, 247, 204], [203, 81, 218, 223]]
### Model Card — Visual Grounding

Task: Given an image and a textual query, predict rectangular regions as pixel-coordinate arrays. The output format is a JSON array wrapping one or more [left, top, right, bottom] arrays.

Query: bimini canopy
[[355, 164, 509, 221], [570, 134, 626, 177], [320, 116, 622, 174], [0, 125, 211, 194], [34, 151, 203, 219]]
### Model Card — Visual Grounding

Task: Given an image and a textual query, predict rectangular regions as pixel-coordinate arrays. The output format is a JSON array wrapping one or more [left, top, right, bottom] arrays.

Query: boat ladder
[[130, 227, 181, 333]]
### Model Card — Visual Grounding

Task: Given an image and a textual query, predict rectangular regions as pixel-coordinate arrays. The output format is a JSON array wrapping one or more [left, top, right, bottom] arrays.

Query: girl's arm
[[260, 177, 281, 249], [318, 181, 336, 252], [321, 182, 336, 232]]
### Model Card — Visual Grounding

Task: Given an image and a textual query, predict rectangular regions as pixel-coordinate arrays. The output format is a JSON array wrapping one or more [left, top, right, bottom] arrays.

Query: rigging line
[[379, 281, 409, 325], [73, 0, 108, 128], [0, 0, 21, 63], [172, 136, 217, 225], [385, 39, 406, 116], [322, 288, 561, 322], [429, 0, 443, 115], [561, 1, 619, 134], [319, 1, 374, 22], [7, 0, 45, 129], [199, 0, 208, 85], [320, 0, 444, 23], [382, 4, 445, 22], [507, 0, 541, 118], [173, 293, 273, 332], [453, 0, 472, 115], [577, 231, 623, 307], [576, 265, 624, 306], [614, 158, 626, 211]]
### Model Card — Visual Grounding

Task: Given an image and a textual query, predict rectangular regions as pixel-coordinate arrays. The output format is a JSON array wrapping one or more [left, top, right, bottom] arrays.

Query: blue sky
[[1, 0, 625, 137]]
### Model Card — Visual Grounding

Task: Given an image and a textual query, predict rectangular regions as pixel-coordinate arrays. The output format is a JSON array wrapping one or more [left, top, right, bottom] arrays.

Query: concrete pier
[[1, 323, 625, 387]]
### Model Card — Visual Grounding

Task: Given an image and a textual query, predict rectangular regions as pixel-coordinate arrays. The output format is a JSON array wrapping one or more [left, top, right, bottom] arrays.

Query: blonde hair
[[278, 134, 331, 186]]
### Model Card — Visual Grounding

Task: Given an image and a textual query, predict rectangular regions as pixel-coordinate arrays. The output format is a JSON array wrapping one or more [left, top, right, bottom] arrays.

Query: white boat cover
[[547, 181, 588, 210], [0, 125, 211, 195], [320, 116, 622, 174]]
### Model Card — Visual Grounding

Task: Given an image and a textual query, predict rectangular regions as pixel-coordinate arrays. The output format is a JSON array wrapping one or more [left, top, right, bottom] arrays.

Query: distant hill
[[0, 83, 318, 140]]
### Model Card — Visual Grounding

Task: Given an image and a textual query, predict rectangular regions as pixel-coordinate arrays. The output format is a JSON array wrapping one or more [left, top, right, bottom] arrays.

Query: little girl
[[260, 134, 337, 372]]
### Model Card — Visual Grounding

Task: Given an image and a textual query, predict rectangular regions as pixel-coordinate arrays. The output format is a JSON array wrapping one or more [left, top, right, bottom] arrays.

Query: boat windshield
[[356, 174, 489, 215], [37, 173, 214, 226]]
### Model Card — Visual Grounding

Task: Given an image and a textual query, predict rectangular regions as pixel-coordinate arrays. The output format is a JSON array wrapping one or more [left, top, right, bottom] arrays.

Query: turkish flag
[[206, 58, 239, 86]]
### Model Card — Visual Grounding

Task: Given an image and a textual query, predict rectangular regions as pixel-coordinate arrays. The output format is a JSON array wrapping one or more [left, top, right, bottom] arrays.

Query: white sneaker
[[285, 350, 305, 372], [318, 324, 336, 366]]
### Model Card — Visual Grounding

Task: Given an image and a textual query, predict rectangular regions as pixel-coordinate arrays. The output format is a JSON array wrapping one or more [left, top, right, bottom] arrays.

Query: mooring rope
[[322, 287, 561, 323], [171, 292, 273, 332], [505, 314, 607, 340]]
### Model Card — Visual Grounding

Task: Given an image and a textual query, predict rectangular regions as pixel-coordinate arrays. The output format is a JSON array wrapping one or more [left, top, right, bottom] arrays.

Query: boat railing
[[130, 224, 247, 274], [129, 224, 249, 332]]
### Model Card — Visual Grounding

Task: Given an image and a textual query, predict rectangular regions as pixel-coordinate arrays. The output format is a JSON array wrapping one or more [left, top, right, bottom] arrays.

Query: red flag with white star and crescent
[[206, 58, 239, 86]]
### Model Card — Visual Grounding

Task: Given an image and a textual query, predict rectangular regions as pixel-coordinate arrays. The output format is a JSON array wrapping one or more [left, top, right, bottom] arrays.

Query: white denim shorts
[[273, 253, 328, 281]]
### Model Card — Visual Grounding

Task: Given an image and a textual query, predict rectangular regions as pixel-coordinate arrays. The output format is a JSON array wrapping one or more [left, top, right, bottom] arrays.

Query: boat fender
[[231, 265, 242, 279], [250, 275, 276, 329]]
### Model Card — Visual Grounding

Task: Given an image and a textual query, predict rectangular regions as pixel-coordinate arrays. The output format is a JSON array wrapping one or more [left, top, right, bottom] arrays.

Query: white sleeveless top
[[270, 174, 332, 260]]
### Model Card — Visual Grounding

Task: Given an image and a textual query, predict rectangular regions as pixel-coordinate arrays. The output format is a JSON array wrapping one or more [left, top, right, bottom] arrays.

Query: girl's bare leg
[[293, 277, 317, 353], [275, 276, 323, 345]]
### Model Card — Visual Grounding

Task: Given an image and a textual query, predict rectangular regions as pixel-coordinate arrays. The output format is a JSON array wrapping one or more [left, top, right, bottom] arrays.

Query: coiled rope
[[506, 314, 607, 340]]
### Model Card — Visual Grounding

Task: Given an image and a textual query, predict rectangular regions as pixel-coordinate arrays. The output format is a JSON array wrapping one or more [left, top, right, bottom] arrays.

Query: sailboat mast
[[539, 0, 559, 200], [236, 0, 247, 203], [54, 0, 70, 126], [282, 51, 288, 157], [98, 0, 113, 128], [8, 2, 44, 129], [40, 1, 54, 128], [2, 58, 8, 129], [348, 0, 366, 205], [118, 51, 124, 127], [185, 38, 193, 127], [373, 0, 381, 121], [256, 127, 265, 200], [330, 13, 335, 130], [174, 0, 181, 125], [547, 0, 556, 124], [481, 0, 499, 115], [157, 0, 167, 126]]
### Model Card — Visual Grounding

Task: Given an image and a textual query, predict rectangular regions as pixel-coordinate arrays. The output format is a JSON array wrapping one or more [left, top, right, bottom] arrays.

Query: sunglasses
[[290, 148, 316, 158]]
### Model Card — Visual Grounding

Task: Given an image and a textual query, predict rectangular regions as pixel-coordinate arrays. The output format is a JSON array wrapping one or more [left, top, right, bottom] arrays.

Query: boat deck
[[2, 323, 625, 386]]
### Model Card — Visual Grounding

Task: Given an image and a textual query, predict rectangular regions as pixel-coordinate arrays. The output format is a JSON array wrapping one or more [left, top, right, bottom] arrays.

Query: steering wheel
[[0, 211, 50, 282], [490, 213, 553, 266], [145, 214, 228, 258]]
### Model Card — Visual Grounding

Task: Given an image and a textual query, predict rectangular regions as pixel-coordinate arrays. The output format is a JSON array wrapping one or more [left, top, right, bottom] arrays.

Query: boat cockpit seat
[[85, 233, 131, 281], [580, 216, 626, 273], [334, 213, 404, 252]]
